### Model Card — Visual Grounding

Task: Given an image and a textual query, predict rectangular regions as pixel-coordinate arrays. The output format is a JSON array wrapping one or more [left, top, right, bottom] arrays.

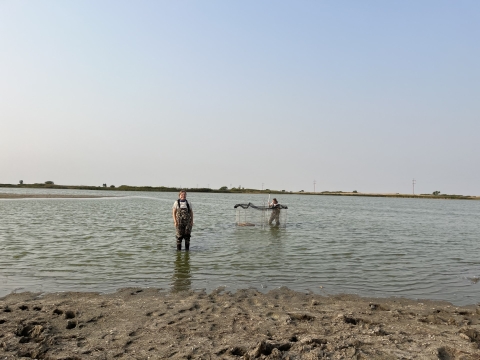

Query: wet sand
[[1, 288, 479, 359]]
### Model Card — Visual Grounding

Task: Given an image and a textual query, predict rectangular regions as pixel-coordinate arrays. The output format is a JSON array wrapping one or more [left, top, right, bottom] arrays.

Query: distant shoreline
[[0, 184, 478, 200], [0, 193, 117, 199]]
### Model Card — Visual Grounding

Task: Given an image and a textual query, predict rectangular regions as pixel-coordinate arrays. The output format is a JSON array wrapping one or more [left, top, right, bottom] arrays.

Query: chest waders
[[176, 200, 192, 251], [269, 207, 281, 226]]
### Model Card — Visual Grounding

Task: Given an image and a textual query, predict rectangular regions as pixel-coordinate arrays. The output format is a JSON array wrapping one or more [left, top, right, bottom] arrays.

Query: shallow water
[[1, 188, 479, 305]]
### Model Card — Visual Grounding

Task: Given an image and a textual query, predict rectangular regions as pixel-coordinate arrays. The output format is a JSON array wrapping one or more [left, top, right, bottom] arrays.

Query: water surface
[[1, 188, 479, 305]]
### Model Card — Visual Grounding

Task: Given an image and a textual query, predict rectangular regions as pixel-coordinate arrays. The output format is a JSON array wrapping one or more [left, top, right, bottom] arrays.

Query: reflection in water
[[267, 226, 284, 263], [171, 252, 191, 292], [269, 225, 282, 239]]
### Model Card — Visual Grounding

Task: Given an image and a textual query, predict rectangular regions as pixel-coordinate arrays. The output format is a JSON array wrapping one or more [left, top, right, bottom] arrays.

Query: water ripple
[[1, 190, 479, 305]]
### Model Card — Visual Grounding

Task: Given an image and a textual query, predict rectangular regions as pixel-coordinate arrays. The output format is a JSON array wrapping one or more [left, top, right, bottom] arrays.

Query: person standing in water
[[173, 190, 194, 251], [268, 198, 281, 226]]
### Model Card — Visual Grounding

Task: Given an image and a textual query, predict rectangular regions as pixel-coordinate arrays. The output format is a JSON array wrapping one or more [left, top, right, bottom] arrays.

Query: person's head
[[179, 190, 187, 200], [272, 198, 278, 204]]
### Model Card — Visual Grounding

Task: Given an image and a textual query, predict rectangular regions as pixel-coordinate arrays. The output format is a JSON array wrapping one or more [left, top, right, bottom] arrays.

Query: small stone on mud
[[346, 347, 356, 357], [270, 348, 282, 359]]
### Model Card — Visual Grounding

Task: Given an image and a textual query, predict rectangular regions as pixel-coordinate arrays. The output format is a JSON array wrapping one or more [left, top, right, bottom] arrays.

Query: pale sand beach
[[0, 193, 116, 199], [1, 288, 479, 359]]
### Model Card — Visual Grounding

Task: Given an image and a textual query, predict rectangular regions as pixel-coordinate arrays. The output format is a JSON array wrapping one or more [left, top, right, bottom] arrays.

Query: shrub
[[45, 181, 54, 185]]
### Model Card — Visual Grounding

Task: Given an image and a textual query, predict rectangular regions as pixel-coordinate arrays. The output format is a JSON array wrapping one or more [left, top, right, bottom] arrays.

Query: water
[[1, 188, 479, 305]]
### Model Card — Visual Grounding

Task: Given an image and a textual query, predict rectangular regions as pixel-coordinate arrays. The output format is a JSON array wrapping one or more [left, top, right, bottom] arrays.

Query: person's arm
[[173, 207, 177, 227], [190, 209, 194, 226]]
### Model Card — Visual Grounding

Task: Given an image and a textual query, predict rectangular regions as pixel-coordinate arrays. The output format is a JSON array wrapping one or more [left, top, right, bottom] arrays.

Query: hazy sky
[[1, 1, 479, 194]]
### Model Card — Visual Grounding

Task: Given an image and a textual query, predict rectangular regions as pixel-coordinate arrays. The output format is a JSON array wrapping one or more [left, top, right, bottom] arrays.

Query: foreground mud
[[1, 287, 479, 359]]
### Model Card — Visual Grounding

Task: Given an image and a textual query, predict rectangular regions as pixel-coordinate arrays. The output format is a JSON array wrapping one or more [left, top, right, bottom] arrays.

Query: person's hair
[[179, 190, 187, 197], [273, 198, 277, 202]]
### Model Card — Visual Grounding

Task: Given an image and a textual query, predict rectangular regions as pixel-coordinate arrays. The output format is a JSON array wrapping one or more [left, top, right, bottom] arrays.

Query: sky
[[1, 1, 479, 195]]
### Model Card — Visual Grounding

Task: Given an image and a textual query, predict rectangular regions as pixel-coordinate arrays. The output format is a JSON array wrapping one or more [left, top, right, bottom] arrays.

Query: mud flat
[[1, 288, 479, 359], [0, 193, 116, 199]]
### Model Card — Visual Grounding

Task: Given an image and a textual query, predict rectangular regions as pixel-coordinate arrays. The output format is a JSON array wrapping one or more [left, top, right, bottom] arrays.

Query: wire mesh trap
[[234, 202, 288, 228]]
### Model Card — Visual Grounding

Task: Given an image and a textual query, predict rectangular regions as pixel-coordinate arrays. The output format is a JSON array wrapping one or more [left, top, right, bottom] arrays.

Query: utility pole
[[313, 179, 316, 193], [412, 179, 416, 195]]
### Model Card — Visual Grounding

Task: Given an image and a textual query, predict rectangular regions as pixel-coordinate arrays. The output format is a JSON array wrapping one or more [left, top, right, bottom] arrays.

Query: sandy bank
[[0, 193, 117, 199], [1, 288, 479, 359]]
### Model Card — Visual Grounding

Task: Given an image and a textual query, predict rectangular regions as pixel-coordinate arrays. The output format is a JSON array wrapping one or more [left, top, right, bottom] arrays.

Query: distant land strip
[[1, 184, 478, 200], [0, 193, 117, 199]]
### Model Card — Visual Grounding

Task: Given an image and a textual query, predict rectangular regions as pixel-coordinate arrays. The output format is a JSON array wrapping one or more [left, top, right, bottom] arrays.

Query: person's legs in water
[[270, 209, 280, 225], [275, 212, 280, 226], [176, 236, 183, 251], [184, 219, 192, 251], [269, 211, 275, 225], [176, 223, 185, 251]]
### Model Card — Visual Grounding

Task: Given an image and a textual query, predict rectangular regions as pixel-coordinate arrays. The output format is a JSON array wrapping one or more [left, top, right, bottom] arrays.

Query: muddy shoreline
[[1, 287, 479, 359]]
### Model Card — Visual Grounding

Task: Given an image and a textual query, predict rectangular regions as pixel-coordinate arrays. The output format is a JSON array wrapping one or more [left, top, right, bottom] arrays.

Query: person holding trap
[[268, 198, 281, 226]]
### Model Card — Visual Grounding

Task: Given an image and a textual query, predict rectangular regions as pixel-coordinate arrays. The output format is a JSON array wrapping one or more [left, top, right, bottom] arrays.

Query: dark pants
[[269, 209, 280, 225], [176, 209, 192, 250]]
